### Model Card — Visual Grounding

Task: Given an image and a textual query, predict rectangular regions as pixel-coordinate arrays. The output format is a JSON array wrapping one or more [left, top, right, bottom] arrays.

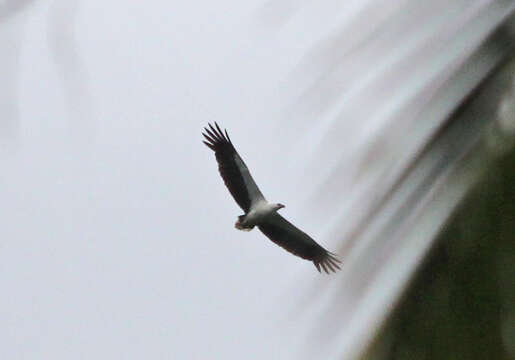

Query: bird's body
[[202, 123, 340, 273], [235, 200, 281, 231]]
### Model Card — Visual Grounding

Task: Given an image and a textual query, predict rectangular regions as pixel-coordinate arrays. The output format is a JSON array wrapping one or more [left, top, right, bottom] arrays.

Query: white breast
[[245, 201, 273, 225]]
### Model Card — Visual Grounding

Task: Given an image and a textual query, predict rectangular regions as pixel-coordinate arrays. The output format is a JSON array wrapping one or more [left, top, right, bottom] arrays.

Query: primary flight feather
[[202, 123, 340, 274]]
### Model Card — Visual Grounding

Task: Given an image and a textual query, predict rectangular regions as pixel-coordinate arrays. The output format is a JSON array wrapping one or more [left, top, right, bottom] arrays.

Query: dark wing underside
[[202, 122, 265, 213], [258, 213, 341, 274]]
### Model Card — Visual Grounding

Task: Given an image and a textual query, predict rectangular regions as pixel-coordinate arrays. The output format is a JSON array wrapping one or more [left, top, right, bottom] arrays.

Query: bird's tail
[[235, 215, 253, 231]]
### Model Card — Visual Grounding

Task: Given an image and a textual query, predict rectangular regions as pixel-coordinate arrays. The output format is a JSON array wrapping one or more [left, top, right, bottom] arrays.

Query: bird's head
[[274, 203, 285, 211]]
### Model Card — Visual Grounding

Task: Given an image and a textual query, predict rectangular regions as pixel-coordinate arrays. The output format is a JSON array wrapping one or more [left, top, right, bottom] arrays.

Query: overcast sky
[[1, 1, 350, 358], [2, 1, 514, 359]]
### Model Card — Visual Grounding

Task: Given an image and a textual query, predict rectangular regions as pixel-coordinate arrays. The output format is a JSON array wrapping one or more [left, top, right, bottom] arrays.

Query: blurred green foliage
[[366, 147, 515, 360]]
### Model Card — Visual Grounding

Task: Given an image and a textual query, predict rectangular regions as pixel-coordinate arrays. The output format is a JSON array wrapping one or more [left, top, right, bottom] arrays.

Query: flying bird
[[202, 123, 341, 273]]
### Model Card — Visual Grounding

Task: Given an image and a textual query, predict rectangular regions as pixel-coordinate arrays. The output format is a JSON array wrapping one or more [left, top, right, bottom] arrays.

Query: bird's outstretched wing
[[258, 213, 341, 273], [202, 123, 265, 213]]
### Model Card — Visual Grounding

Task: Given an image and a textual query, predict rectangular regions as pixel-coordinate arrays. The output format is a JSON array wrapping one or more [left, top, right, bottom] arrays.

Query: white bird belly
[[243, 201, 273, 226]]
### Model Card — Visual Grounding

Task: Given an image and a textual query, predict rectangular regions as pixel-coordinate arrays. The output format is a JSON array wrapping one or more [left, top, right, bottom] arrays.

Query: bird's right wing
[[203, 123, 265, 213], [258, 213, 340, 273]]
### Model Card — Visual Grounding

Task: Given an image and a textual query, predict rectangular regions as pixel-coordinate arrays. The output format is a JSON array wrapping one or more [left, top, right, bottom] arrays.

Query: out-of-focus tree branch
[[0, 0, 35, 142], [0, 0, 35, 22], [0, 0, 92, 143], [364, 136, 515, 360], [48, 0, 94, 139], [261, 1, 515, 359]]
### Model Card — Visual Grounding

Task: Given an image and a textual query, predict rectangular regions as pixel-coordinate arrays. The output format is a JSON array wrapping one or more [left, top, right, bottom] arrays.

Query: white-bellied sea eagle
[[202, 123, 340, 273]]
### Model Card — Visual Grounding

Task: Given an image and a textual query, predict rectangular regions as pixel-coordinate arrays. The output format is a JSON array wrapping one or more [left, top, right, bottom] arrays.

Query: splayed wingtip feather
[[203, 141, 215, 150], [314, 262, 321, 272], [205, 126, 219, 141], [225, 129, 232, 143], [203, 133, 214, 143], [325, 260, 336, 273], [215, 122, 224, 137]]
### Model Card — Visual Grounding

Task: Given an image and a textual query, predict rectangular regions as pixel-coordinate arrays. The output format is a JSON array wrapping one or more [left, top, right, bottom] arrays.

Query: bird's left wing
[[258, 213, 340, 273], [203, 123, 265, 213]]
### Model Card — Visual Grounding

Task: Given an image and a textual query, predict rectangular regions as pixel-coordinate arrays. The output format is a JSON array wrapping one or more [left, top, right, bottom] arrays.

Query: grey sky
[[2, 1, 339, 358], [2, 0, 515, 359]]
